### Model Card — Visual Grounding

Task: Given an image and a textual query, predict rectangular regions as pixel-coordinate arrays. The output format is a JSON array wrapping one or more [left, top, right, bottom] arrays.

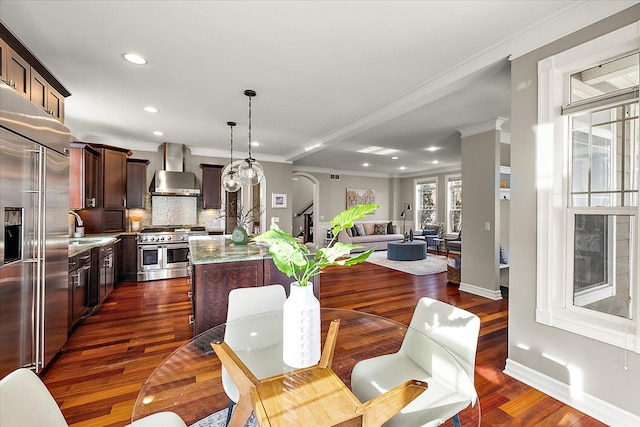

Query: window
[[446, 176, 462, 234], [415, 179, 437, 228], [536, 22, 639, 352], [568, 102, 637, 319]]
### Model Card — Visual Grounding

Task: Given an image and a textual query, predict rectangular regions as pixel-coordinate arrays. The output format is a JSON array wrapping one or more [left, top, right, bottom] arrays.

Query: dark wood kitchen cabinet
[[74, 143, 131, 234], [1, 25, 70, 121], [0, 38, 7, 83], [191, 258, 319, 335], [200, 163, 223, 209], [101, 147, 128, 208], [69, 142, 100, 210], [126, 159, 149, 209], [118, 234, 138, 282], [6, 44, 30, 100]]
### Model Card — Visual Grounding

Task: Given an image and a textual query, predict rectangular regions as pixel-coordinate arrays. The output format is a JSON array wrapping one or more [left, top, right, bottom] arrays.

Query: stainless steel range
[[137, 226, 207, 281]]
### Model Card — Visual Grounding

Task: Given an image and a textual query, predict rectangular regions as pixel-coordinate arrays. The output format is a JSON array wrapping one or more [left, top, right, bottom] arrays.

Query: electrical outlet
[[320, 215, 324, 220], [272, 217, 280, 223], [485, 222, 491, 231]]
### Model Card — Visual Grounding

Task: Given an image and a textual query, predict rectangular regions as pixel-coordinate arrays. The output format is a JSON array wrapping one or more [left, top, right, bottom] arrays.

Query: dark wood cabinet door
[[200, 164, 223, 209], [103, 149, 127, 208], [30, 68, 47, 111], [85, 149, 99, 208], [0, 38, 7, 83], [126, 159, 149, 209], [118, 235, 138, 282], [193, 260, 263, 335], [46, 85, 64, 122], [69, 143, 100, 210], [6, 46, 30, 100]]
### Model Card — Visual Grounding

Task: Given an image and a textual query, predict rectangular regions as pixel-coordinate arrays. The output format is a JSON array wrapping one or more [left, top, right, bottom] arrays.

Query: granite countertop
[[188, 235, 272, 265], [68, 234, 121, 257]]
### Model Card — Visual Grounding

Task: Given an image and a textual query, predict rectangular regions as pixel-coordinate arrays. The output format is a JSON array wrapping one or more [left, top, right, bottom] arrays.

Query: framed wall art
[[346, 188, 376, 210], [272, 193, 287, 208]]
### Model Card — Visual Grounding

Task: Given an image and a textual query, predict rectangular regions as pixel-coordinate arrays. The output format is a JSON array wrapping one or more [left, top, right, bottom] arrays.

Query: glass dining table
[[132, 308, 480, 427]]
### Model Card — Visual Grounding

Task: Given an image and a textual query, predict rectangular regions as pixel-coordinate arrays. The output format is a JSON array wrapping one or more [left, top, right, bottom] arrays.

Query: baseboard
[[504, 359, 640, 427], [459, 282, 502, 300]]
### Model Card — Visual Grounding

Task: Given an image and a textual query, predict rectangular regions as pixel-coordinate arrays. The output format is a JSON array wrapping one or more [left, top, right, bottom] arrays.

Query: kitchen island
[[188, 235, 319, 335]]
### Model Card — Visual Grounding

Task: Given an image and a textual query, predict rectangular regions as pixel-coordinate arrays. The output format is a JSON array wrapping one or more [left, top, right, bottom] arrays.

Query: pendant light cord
[[247, 93, 253, 161]]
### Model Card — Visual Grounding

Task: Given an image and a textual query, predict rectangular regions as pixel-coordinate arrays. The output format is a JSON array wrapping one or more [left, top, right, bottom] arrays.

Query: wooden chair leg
[[357, 379, 428, 427], [211, 341, 261, 427]]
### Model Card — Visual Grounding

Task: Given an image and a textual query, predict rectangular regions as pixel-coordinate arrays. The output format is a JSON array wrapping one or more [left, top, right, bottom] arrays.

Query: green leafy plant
[[255, 204, 379, 286]]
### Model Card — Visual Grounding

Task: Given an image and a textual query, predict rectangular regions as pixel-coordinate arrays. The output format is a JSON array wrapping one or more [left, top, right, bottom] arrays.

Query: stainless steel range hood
[[149, 143, 200, 196]]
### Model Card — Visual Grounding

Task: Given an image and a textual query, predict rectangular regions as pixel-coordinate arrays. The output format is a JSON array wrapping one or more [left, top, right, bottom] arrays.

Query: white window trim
[[414, 176, 438, 230], [536, 20, 640, 353], [445, 174, 462, 235]]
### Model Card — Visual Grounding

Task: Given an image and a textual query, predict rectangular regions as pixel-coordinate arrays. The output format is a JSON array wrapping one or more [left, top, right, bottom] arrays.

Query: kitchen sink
[[69, 237, 113, 246]]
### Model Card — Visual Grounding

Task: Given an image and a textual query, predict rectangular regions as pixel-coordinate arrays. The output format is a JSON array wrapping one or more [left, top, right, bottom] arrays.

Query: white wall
[[509, 5, 640, 421]]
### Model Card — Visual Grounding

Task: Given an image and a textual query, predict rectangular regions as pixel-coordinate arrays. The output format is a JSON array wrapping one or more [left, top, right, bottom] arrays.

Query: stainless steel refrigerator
[[0, 82, 70, 377]]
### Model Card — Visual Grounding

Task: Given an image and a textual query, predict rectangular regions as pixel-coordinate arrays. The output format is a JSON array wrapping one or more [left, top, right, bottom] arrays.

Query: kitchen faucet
[[68, 211, 84, 226]]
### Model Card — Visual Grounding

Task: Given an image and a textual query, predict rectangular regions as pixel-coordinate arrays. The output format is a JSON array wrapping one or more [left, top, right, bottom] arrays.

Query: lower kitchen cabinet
[[89, 242, 115, 306], [68, 251, 91, 330], [191, 258, 319, 335], [118, 234, 138, 282]]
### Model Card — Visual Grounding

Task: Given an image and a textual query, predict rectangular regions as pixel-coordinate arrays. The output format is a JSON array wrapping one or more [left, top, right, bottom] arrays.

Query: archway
[[291, 172, 319, 245]]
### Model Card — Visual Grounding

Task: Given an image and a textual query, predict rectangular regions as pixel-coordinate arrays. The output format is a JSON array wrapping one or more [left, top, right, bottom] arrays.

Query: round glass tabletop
[[132, 308, 480, 426]]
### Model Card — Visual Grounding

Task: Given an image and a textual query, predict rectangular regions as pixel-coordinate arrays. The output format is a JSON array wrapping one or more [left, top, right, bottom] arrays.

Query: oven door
[[165, 243, 189, 270], [138, 245, 162, 271]]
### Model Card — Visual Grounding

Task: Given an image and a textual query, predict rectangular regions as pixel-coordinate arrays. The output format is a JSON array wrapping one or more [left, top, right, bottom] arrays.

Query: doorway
[[291, 173, 319, 245]]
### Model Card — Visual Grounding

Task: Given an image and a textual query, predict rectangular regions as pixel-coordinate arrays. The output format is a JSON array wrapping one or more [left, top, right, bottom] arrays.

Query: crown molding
[[285, 0, 636, 162], [458, 116, 509, 138]]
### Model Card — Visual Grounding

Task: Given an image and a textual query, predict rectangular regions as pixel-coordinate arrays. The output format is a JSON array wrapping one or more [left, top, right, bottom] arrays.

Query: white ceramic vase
[[282, 282, 321, 368]]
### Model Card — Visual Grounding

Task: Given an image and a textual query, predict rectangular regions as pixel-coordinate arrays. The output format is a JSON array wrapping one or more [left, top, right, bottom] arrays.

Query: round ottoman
[[387, 241, 427, 261]]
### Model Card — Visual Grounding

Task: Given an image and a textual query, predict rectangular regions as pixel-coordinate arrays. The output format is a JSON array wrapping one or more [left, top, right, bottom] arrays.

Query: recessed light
[[153, 131, 164, 136], [399, 166, 407, 171], [362, 163, 370, 167], [123, 53, 147, 65], [391, 156, 399, 160], [427, 146, 438, 152], [251, 141, 260, 147], [432, 160, 439, 164], [144, 106, 158, 113]]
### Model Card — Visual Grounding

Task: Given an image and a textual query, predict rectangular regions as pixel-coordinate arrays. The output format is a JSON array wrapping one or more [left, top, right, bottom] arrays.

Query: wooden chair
[[351, 297, 480, 427], [212, 319, 428, 427]]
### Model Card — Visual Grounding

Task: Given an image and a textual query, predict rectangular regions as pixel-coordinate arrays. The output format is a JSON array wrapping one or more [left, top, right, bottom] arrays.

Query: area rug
[[365, 250, 447, 275], [190, 408, 256, 427]]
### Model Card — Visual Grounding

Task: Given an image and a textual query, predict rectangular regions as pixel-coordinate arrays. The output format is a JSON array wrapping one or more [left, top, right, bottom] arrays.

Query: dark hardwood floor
[[41, 256, 606, 427]]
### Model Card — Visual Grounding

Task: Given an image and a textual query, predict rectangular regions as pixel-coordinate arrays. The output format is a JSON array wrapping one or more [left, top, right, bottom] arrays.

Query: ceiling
[[1, 1, 635, 176]]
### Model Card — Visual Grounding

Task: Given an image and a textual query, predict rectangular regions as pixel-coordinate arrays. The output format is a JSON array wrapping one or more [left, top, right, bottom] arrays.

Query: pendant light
[[237, 89, 265, 185], [221, 121, 241, 192]]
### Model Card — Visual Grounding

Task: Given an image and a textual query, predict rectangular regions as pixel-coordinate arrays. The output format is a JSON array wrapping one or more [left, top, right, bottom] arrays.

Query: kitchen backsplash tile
[[126, 193, 223, 231], [152, 196, 197, 225]]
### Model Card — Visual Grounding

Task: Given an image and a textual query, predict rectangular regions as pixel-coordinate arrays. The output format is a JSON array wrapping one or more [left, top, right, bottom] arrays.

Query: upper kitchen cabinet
[[200, 163, 223, 209], [0, 38, 7, 82], [126, 159, 149, 209], [69, 143, 100, 210], [6, 45, 30, 100], [97, 146, 130, 209], [74, 143, 131, 234], [0, 23, 70, 121]]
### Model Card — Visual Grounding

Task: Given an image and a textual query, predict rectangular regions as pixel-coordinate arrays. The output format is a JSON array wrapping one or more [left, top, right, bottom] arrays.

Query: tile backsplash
[[126, 194, 223, 231], [152, 196, 197, 225]]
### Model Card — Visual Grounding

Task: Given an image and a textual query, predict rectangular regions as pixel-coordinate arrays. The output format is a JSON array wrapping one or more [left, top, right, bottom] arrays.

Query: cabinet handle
[[188, 315, 194, 324], [187, 291, 192, 298]]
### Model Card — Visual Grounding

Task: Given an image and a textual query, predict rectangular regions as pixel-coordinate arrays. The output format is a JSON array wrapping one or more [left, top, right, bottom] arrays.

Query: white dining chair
[[0, 368, 187, 427], [222, 284, 287, 425], [351, 297, 480, 427]]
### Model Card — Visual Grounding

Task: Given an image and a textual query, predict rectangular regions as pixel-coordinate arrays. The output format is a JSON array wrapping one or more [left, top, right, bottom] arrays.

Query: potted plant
[[255, 203, 379, 367]]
